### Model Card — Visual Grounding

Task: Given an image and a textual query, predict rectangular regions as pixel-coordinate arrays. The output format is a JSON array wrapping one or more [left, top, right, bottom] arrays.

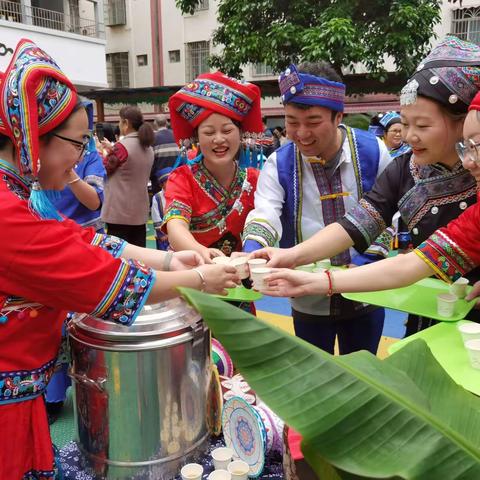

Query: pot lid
[[71, 297, 201, 342]]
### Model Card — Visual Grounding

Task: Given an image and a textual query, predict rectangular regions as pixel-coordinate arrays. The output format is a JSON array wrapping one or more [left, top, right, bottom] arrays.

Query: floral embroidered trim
[[164, 165, 253, 236], [0, 358, 55, 404], [91, 233, 126, 258], [294, 145, 304, 243], [163, 199, 192, 225], [84, 174, 105, 190], [345, 126, 364, 197], [364, 227, 395, 259], [407, 188, 476, 231], [309, 153, 350, 266], [243, 219, 278, 247], [0, 158, 31, 201], [193, 162, 246, 206], [344, 199, 386, 247], [414, 229, 476, 283], [399, 160, 476, 229], [90, 259, 155, 326]]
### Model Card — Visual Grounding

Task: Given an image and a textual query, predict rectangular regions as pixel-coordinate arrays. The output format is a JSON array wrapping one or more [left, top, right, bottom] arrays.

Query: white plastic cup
[[437, 293, 457, 318], [208, 470, 231, 480], [457, 322, 480, 343], [227, 460, 249, 480], [181, 463, 204, 480], [250, 267, 272, 291], [247, 258, 267, 275], [212, 256, 231, 265], [450, 277, 469, 299], [211, 447, 233, 471], [465, 339, 480, 369], [230, 257, 249, 279]]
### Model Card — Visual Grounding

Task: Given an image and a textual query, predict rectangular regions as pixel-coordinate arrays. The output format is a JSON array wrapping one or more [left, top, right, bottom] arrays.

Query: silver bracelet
[[192, 268, 206, 292], [163, 251, 173, 271]]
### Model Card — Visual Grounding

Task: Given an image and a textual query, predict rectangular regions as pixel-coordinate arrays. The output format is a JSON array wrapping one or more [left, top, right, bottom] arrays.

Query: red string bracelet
[[325, 270, 335, 297]]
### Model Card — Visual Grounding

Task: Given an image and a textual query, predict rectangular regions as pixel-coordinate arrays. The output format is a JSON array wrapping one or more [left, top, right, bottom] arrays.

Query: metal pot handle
[[192, 321, 207, 344], [68, 368, 106, 392]]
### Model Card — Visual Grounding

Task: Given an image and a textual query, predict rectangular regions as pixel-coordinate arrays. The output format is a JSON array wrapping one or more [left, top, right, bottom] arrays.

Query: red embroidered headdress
[[168, 71, 263, 143]]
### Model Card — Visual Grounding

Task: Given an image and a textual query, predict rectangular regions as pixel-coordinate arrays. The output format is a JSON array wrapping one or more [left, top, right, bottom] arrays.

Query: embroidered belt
[[0, 358, 56, 405]]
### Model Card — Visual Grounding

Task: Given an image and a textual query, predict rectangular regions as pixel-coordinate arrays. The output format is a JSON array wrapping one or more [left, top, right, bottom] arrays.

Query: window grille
[[106, 52, 129, 88], [137, 54, 148, 66], [194, 0, 209, 11], [252, 62, 274, 77], [106, 0, 126, 26], [169, 50, 181, 63], [185, 41, 210, 81], [451, 8, 480, 45]]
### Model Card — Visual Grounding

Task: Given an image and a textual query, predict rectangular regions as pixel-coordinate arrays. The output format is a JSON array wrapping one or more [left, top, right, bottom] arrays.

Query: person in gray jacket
[[102, 106, 154, 247]]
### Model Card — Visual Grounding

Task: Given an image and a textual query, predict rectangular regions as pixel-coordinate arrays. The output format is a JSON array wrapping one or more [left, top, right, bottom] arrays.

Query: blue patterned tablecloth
[[60, 437, 283, 479]]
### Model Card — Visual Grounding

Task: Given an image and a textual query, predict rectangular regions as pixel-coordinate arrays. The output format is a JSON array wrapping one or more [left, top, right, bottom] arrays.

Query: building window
[[194, 0, 209, 11], [137, 54, 148, 66], [185, 41, 209, 81], [451, 8, 480, 45], [106, 0, 126, 26], [106, 52, 129, 88], [252, 62, 274, 77], [169, 50, 181, 63], [0, 0, 21, 23]]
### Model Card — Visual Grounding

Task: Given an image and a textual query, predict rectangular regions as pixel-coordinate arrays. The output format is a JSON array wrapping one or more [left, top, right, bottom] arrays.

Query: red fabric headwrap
[[468, 91, 480, 112]]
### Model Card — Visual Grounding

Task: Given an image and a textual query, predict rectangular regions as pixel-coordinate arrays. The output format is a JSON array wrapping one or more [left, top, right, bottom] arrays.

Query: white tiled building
[[0, 0, 107, 89]]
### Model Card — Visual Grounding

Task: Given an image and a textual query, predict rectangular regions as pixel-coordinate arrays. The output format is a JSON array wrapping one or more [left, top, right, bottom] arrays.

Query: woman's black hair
[[0, 133, 11, 150], [102, 123, 116, 142], [119, 106, 155, 149]]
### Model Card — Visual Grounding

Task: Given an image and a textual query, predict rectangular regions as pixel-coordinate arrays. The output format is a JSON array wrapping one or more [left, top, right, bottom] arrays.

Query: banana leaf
[[179, 288, 480, 480]]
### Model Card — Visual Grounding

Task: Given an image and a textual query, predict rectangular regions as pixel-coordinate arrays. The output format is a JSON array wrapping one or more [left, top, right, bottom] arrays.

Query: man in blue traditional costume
[[243, 62, 392, 355]]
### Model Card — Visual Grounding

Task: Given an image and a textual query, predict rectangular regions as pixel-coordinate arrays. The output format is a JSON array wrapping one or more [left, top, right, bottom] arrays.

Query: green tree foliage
[[176, 0, 442, 78]]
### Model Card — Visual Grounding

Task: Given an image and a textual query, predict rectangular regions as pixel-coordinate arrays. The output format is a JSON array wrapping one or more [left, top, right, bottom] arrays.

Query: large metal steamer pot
[[68, 298, 210, 479]]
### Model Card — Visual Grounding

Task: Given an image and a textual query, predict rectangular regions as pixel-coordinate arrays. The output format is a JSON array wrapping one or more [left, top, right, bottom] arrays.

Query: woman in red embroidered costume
[[261, 90, 480, 303], [0, 40, 239, 480], [162, 72, 264, 262]]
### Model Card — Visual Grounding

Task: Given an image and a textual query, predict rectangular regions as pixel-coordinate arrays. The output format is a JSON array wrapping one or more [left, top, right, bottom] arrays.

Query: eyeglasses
[[53, 133, 91, 158], [455, 139, 480, 164]]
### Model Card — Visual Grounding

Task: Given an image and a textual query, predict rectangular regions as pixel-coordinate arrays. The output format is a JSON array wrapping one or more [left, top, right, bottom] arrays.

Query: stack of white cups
[[210, 447, 249, 479], [180, 448, 250, 480], [248, 258, 270, 291], [458, 320, 480, 370]]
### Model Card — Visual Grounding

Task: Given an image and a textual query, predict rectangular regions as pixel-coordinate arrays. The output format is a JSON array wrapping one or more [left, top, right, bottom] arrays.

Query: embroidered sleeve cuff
[[414, 229, 476, 283], [362, 227, 394, 260], [341, 199, 387, 253], [91, 233, 126, 258], [90, 259, 156, 326], [243, 220, 278, 248], [162, 200, 192, 233], [84, 174, 105, 192]]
